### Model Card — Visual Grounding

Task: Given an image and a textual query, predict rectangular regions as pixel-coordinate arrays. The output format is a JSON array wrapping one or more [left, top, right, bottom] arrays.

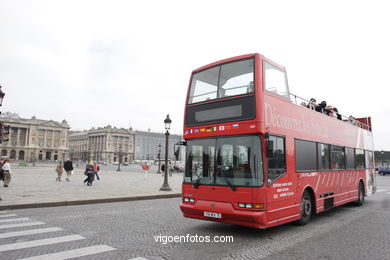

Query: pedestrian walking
[[141, 162, 150, 179], [93, 161, 100, 180], [55, 161, 63, 181], [0, 157, 4, 182], [63, 158, 74, 182], [168, 162, 173, 176], [84, 161, 95, 186], [2, 159, 11, 187], [161, 163, 165, 177]]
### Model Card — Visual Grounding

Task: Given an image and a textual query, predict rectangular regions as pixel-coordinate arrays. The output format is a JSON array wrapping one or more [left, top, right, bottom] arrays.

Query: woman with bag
[[2, 159, 11, 187], [83, 161, 95, 186]]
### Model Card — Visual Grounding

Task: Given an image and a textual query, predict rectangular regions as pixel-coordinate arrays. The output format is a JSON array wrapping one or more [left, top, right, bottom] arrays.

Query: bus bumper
[[180, 200, 267, 229]]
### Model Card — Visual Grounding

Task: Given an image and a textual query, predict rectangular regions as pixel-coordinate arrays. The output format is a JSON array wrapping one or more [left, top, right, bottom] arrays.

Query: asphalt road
[[0, 175, 389, 260]]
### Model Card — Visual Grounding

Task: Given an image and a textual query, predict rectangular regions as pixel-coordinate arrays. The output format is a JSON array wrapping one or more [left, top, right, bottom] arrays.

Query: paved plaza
[[0, 163, 182, 209]]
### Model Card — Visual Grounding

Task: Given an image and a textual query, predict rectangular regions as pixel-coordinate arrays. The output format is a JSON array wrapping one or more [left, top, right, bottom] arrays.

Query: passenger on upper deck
[[325, 105, 337, 118], [349, 115, 357, 125], [333, 107, 342, 120], [300, 102, 307, 107], [316, 101, 327, 114], [306, 98, 317, 110]]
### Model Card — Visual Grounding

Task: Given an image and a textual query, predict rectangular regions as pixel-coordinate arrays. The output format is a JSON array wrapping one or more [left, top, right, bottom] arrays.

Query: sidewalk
[[0, 164, 182, 210]]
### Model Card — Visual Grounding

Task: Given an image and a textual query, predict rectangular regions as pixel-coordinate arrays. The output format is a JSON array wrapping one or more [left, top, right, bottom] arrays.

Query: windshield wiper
[[219, 167, 237, 191], [193, 169, 204, 189]]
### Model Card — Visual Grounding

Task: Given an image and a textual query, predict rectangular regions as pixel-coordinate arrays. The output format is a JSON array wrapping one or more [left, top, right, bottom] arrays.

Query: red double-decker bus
[[179, 53, 376, 228]]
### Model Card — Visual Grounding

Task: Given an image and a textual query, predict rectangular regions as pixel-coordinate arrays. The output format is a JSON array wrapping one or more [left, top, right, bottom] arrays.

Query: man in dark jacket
[[315, 101, 327, 114], [63, 158, 74, 182]]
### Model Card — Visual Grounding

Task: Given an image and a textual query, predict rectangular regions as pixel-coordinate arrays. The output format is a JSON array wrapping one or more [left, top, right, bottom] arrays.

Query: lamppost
[[157, 143, 161, 174], [33, 148, 36, 166], [0, 85, 5, 106], [117, 145, 122, 172], [381, 150, 384, 167], [160, 114, 172, 191]]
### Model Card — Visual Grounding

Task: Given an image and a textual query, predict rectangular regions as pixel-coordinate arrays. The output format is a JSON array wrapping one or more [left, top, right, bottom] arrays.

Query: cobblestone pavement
[[0, 163, 182, 207], [0, 175, 389, 259]]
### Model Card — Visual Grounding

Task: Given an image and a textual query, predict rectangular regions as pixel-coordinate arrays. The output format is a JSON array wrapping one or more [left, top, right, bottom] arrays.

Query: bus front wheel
[[297, 190, 312, 226]]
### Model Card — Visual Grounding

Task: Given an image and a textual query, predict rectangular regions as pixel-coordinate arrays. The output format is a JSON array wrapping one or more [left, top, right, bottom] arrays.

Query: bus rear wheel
[[355, 182, 365, 206], [297, 190, 312, 226]]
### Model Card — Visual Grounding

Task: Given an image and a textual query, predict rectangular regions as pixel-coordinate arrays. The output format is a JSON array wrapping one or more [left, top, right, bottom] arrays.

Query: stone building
[[0, 115, 70, 161], [69, 126, 135, 163], [134, 130, 184, 162]]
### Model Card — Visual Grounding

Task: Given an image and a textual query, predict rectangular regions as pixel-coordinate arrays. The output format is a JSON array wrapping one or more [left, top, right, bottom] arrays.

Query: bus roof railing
[[289, 93, 372, 132]]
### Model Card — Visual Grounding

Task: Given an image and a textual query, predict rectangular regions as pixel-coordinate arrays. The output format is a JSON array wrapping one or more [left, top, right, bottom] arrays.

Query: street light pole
[[157, 143, 161, 174], [160, 114, 172, 191], [117, 145, 122, 172], [381, 150, 384, 167]]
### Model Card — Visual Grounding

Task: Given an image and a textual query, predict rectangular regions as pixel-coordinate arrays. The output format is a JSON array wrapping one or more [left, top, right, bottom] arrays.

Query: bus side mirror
[[174, 147, 180, 161], [174, 141, 186, 161]]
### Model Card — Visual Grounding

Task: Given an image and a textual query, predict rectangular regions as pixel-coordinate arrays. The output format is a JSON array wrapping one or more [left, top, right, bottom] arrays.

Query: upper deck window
[[264, 61, 289, 99], [188, 59, 254, 104]]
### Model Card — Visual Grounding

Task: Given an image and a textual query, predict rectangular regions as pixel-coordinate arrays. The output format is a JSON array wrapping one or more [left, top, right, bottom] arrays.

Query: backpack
[[85, 164, 94, 175]]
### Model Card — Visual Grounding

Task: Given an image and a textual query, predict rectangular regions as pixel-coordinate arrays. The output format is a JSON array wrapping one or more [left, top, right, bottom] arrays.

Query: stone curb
[[0, 193, 182, 210]]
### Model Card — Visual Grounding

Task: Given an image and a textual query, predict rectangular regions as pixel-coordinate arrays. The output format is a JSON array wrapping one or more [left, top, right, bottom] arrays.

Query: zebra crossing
[[0, 210, 116, 259]]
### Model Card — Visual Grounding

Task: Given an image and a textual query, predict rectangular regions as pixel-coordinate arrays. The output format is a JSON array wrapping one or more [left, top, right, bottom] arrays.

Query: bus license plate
[[204, 211, 221, 219]]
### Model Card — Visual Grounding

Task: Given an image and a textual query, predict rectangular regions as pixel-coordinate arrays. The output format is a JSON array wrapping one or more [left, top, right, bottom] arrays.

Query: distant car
[[378, 168, 390, 175], [122, 162, 129, 166], [113, 162, 119, 165], [173, 163, 184, 173]]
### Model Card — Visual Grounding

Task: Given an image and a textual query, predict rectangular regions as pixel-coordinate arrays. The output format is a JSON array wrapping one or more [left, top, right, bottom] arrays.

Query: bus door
[[265, 135, 296, 223]]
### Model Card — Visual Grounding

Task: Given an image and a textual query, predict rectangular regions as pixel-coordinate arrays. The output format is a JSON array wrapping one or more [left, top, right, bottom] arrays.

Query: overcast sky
[[0, 0, 389, 150]]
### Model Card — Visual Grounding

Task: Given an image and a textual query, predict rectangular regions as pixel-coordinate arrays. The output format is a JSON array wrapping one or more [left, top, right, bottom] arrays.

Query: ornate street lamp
[[157, 143, 162, 173], [117, 145, 122, 172], [160, 114, 172, 191]]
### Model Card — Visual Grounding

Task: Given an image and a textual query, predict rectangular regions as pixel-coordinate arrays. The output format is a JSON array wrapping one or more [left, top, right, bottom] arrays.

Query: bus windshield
[[188, 58, 254, 104], [184, 135, 263, 187]]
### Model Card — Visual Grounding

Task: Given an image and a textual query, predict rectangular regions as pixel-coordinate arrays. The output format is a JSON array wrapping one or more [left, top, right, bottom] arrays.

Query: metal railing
[[289, 93, 372, 131]]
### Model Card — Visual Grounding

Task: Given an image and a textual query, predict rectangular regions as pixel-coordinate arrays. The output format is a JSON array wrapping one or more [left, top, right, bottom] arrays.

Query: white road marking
[[0, 214, 17, 218], [0, 234, 85, 252], [0, 222, 45, 230], [376, 189, 386, 192], [19, 245, 116, 260], [0, 217, 30, 223], [387, 192, 390, 194], [128, 258, 149, 260], [0, 211, 8, 214], [0, 227, 63, 239]]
